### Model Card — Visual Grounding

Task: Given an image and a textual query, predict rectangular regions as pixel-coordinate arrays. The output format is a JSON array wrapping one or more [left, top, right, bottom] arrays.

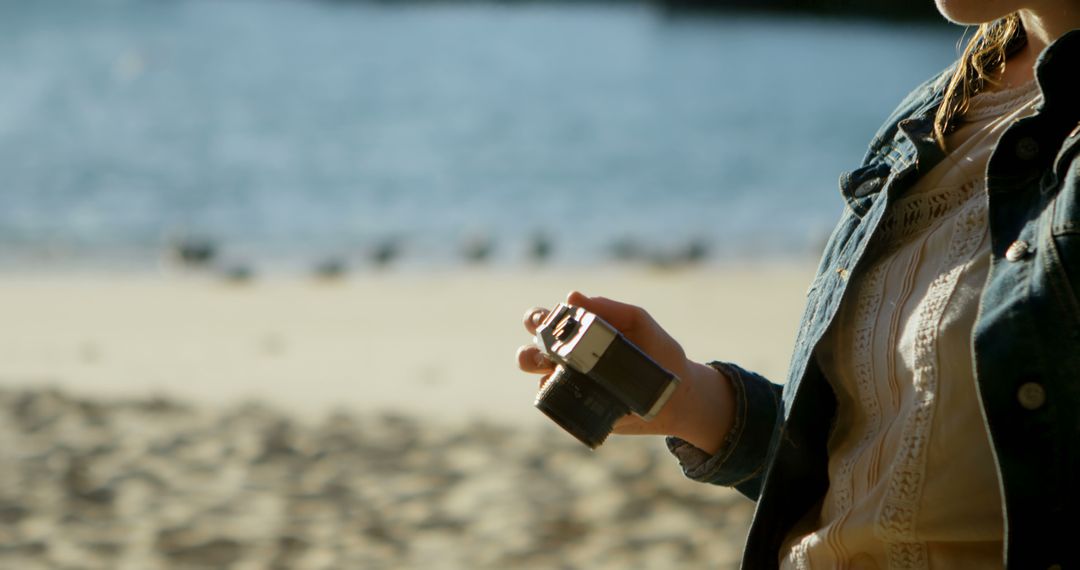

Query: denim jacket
[[668, 29, 1080, 569]]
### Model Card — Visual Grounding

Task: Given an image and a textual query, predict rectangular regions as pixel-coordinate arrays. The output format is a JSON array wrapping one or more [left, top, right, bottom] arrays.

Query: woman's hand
[[516, 291, 735, 454]]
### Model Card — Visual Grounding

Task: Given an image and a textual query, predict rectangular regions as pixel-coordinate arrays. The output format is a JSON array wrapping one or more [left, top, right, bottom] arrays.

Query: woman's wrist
[[668, 360, 737, 455]]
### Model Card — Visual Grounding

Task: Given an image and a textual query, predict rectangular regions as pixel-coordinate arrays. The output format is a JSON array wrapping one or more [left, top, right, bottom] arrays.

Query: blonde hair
[[933, 14, 1025, 148]]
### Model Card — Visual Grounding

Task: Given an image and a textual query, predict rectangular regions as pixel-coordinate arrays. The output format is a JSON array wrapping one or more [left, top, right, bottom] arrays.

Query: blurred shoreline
[[0, 233, 827, 278]]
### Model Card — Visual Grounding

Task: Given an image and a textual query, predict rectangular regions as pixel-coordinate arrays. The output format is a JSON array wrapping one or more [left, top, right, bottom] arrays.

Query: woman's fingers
[[516, 344, 554, 374], [537, 372, 553, 391], [522, 306, 548, 334], [565, 291, 643, 332], [566, 290, 590, 307], [526, 294, 644, 336], [612, 414, 648, 434]]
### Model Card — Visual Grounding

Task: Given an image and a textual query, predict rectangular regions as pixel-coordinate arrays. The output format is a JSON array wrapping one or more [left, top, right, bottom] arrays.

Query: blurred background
[[0, 0, 960, 568]]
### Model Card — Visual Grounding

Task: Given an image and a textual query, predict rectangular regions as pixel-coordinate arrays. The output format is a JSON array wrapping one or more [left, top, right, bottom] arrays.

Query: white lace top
[[779, 80, 1043, 570]]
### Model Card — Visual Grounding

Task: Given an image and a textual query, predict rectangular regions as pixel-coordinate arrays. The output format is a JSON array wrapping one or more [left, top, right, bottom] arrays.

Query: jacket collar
[[1034, 28, 1080, 120], [841, 26, 1080, 212]]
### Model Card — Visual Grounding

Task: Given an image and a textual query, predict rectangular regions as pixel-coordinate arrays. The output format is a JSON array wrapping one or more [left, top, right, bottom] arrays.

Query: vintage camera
[[533, 303, 680, 448]]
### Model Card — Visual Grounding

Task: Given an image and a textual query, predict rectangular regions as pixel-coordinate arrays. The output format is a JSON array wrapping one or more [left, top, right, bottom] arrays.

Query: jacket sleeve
[[665, 360, 783, 502]]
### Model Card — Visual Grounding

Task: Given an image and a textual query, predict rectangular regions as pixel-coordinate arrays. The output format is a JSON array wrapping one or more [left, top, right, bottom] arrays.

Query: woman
[[516, 2, 1080, 568]]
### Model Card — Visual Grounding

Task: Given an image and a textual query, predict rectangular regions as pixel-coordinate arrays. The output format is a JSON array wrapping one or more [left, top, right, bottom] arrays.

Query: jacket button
[[1015, 137, 1040, 160], [1005, 240, 1030, 261], [1017, 382, 1046, 410]]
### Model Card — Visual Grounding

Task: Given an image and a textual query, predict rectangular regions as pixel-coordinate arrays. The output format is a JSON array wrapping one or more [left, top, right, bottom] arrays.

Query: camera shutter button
[[554, 319, 578, 341]]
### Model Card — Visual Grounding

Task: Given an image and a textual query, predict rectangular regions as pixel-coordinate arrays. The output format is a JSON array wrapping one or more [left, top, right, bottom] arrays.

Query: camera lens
[[534, 365, 628, 449]]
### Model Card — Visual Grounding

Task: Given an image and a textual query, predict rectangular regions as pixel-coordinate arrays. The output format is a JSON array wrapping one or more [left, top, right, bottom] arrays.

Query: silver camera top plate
[[534, 303, 616, 375]]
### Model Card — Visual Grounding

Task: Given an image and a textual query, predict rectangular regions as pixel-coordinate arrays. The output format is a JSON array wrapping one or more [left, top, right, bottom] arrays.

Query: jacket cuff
[[665, 361, 781, 487]]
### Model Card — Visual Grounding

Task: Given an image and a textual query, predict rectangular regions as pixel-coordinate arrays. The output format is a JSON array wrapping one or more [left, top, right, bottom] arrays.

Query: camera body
[[533, 303, 680, 448]]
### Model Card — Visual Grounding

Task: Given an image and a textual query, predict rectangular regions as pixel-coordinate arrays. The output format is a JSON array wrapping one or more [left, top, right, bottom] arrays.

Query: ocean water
[[0, 0, 961, 271]]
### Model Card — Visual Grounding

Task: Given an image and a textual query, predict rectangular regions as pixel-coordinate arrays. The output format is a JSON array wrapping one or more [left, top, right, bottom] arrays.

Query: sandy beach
[[0, 265, 814, 569], [0, 266, 813, 423]]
